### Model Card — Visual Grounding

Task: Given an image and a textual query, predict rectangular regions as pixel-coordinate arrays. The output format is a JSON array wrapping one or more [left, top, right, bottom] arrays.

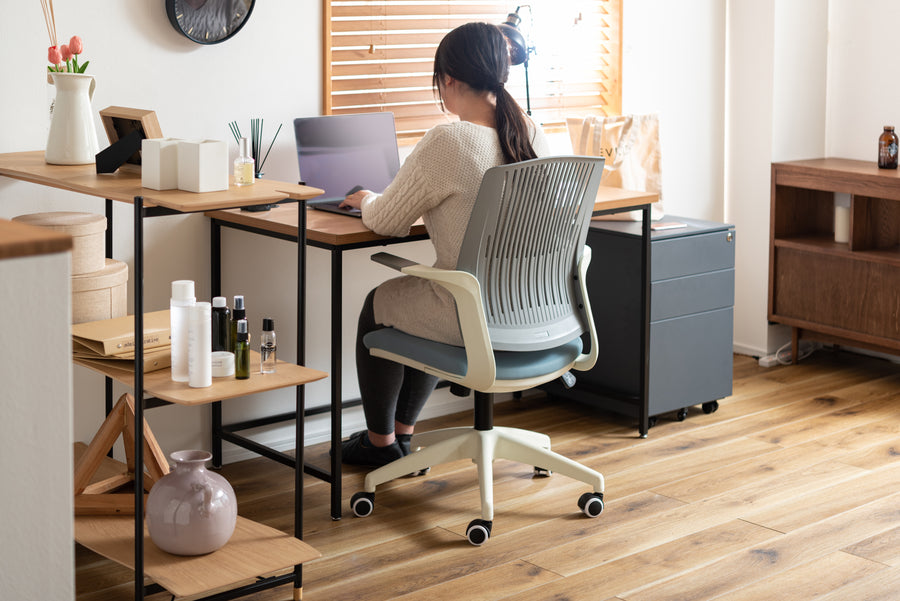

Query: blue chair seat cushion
[[364, 328, 583, 381]]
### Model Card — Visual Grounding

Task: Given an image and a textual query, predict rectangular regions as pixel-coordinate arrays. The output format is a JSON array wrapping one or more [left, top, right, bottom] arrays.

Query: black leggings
[[356, 289, 440, 435]]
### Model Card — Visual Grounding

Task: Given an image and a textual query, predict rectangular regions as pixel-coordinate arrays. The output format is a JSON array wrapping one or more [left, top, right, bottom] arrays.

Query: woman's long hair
[[433, 22, 537, 164]]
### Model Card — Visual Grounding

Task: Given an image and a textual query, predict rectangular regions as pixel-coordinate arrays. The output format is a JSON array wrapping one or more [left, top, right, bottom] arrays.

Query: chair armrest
[[370, 254, 497, 389], [572, 246, 599, 372], [371, 252, 417, 272]]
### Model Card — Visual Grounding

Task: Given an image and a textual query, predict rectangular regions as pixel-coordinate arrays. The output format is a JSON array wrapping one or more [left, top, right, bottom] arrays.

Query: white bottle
[[189, 301, 212, 388], [170, 280, 195, 382]]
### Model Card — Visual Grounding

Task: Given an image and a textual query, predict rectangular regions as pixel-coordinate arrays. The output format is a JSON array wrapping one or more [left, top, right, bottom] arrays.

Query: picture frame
[[98, 106, 163, 166]]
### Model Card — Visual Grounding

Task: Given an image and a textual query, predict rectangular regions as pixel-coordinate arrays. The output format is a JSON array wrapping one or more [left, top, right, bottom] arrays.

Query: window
[[323, 1, 622, 140]]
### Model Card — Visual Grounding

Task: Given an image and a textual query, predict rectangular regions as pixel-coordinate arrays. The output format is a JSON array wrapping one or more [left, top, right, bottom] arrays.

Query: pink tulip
[[69, 35, 84, 55], [60, 44, 73, 61], [48, 45, 62, 65]]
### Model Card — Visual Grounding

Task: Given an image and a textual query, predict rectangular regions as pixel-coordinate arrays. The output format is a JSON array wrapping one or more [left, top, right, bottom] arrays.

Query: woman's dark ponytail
[[433, 22, 538, 164]]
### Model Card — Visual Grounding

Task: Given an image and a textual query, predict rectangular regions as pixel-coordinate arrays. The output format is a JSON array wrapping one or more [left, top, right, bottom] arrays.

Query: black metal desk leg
[[105, 199, 114, 453], [133, 196, 146, 600], [330, 248, 343, 520], [210, 220, 224, 468], [638, 204, 651, 438]]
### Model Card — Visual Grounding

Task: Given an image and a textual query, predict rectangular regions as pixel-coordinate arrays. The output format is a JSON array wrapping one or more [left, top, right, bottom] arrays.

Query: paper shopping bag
[[567, 114, 664, 221]]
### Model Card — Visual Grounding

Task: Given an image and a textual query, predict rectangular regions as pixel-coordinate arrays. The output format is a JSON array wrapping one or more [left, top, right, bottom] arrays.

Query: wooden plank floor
[[75, 351, 900, 601]]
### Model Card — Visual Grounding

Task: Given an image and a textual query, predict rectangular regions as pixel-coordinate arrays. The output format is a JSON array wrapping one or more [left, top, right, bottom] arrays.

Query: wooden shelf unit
[[769, 158, 900, 360], [0, 150, 326, 600]]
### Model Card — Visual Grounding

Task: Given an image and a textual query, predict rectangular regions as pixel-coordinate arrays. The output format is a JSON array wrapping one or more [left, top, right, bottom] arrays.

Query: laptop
[[293, 113, 400, 217]]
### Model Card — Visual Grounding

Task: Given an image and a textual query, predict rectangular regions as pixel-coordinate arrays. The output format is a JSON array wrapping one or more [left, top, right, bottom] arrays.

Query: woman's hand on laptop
[[340, 189, 373, 210]]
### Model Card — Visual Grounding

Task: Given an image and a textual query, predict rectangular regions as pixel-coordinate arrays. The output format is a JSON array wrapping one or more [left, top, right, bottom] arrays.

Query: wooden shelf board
[[0, 218, 73, 259], [0, 150, 324, 212], [774, 236, 900, 267], [773, 158, 900, 201], [74, 515, 320, 599], [72, 445, 320, 599], [73, 351, 327, 406]]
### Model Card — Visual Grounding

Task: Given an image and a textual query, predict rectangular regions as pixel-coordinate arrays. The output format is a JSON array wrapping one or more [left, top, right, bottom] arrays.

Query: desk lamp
[[498, 7, 535, 115]]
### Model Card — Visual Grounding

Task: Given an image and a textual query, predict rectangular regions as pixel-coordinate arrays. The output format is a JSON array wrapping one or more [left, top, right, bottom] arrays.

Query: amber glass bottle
[[878, 126, 898, 169]]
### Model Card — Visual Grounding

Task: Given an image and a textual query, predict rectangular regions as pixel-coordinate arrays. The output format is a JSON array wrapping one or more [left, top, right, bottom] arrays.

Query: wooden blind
[[322, 0, 622, 140]]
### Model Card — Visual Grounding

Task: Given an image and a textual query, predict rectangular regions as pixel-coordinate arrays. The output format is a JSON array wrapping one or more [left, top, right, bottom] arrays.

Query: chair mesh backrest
[[456, 156, 605, 352]]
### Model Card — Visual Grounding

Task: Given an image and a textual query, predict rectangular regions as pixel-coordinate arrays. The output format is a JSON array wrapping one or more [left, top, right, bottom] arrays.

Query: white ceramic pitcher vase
[[45, 72, 98, 165]]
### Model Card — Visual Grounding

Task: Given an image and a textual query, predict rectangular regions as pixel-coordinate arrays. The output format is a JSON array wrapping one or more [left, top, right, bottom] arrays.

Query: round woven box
[[12, 211, 106, 275], [72, 259, 128, 324]]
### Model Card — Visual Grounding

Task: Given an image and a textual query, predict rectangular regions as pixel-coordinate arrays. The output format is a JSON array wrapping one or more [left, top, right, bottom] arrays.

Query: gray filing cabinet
[[546, 216, 735, 431]]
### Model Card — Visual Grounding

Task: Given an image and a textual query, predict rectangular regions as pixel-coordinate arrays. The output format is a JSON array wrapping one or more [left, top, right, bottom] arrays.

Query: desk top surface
[[206, 185, 659, 247], [0, 150, 324, 212]]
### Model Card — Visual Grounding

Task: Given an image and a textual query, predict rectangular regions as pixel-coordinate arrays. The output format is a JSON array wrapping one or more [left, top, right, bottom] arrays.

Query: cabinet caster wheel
[[578, 492, 604, 518], [350, 492, 374, 517], [702, 400, 719, 414], [676, 408, 688, 421], [648, 416, 658, 428], [533, 466, 552, 477], [466, 519, 492, 545]]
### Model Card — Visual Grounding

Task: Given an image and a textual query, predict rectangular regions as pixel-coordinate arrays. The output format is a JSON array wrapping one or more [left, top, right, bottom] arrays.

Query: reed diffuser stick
[[41, 0, 58, 46]]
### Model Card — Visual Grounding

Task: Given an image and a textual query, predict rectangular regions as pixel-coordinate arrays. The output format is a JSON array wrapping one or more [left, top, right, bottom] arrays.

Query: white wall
[[1, 1, 893, 462], [725, 0, 829, 356], [826, 0, 900, 159], [623, 0, 726, 222], [0, 252, 74, 601], [0, 1, 471, 462]]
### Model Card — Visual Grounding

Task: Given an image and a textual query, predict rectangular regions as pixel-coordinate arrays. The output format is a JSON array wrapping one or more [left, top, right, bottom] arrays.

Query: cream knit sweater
[[361, 120, 549, 346]]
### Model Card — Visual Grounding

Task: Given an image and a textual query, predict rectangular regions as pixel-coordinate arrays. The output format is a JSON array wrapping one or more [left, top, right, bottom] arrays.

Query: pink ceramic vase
[[146, 450, 237, 556]]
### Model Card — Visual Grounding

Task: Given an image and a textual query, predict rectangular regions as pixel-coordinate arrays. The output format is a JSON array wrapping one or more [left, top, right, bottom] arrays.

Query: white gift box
[[177, 140, 228, 193], [142, 138, 181, 190]]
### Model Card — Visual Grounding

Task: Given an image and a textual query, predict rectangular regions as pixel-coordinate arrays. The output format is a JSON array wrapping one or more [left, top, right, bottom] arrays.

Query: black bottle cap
[[263, 318, 274, 331]]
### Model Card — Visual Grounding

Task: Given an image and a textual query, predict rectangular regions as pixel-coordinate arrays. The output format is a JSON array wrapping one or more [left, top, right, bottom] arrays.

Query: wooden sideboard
[[769, 158, 900, 361]]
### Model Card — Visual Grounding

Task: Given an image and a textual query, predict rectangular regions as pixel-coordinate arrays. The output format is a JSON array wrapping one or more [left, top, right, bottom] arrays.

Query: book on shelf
[[73, 345, 171, 374]]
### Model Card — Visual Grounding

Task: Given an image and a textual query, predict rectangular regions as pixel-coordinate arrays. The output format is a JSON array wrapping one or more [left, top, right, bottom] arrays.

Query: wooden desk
[[204, 184, 659, 521], [0, 150, 324, 601]]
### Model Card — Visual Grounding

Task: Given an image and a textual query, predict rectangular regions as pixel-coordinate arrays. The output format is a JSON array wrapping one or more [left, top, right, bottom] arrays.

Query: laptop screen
[[293, 113, 400, 201]]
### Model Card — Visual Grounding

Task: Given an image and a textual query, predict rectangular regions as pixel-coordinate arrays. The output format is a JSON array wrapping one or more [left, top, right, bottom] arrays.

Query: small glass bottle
[[878, 126, 898, 169], [211, 296, 231, 352], [234, 137, 255, 185], [229, 295, 245, 353], [260, 318, 276, 374], [234, 318, 250, 380]]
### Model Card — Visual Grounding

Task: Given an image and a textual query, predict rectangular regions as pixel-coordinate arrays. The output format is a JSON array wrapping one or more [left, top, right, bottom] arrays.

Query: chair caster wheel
[[702, 400, 719, 414], [350, 492, 374, 517], [578, 492, 604, 518], [533, 466, 552, 477], [466, 519, 492, 545]]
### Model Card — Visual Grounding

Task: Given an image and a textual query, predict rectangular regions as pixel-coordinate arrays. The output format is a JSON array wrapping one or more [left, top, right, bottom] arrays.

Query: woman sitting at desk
[[338, 22, 549, 466]]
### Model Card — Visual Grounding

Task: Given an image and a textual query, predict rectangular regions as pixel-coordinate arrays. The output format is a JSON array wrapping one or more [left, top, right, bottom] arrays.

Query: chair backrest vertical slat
[[456, 156, 605, 352]]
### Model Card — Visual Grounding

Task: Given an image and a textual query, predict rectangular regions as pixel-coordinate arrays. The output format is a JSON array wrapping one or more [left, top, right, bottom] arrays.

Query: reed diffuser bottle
[[233, 137, 255, 186]]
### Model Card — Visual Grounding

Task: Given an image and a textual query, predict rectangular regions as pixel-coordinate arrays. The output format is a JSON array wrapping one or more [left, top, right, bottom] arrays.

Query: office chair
[[350, 156, 607, 545]]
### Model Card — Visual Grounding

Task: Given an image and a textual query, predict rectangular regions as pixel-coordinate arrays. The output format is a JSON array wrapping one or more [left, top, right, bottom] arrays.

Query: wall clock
[[166, 0, 255, 45]]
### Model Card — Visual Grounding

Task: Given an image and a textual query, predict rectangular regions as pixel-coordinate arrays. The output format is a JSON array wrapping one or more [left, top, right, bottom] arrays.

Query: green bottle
[[234, 318, 250, 380]]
